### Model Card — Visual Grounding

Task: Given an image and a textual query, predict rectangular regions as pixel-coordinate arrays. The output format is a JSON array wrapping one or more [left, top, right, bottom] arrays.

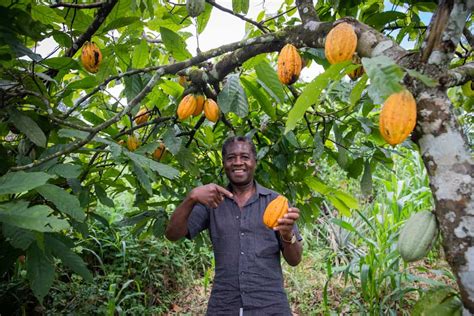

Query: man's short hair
[[222, 136, 257, 161]]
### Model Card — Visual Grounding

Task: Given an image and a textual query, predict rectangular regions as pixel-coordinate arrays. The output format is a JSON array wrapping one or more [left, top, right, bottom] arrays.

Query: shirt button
[[236, 216, 239, 219], [240, 251, 244, 255], [241, 232, 244, 236]]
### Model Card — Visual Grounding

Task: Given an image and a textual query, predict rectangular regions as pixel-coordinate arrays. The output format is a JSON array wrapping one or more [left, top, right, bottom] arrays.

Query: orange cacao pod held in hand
[[324, 22, 357, 65], [277, 44, 302, 85], [204, 98, 219, 122], [81, 41, 102, 73], [379, 90, 417, 146], [177, 94, 197, 120], [263, 195, 289, 229]]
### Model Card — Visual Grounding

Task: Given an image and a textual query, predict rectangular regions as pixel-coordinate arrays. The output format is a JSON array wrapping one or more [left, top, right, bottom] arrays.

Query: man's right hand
[[189, 184, 233, 209]]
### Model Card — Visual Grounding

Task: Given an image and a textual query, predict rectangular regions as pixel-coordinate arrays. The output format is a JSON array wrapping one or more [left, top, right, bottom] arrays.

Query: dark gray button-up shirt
[[187, 182, 302, 315]]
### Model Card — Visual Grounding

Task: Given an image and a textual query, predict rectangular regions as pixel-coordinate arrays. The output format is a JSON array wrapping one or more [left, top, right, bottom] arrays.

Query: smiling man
[[165, 136, 303, 315]]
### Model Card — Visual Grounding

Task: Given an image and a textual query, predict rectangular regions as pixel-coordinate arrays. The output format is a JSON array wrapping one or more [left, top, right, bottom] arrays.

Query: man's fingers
[[216, 185, 233, 198]]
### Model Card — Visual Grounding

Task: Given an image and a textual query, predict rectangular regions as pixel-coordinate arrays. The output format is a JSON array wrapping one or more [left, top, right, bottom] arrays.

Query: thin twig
[[50, 2, 105, 9]]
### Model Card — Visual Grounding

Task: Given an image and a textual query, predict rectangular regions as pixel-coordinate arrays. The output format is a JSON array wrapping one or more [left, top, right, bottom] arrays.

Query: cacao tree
[[0, 0, 472, 312]]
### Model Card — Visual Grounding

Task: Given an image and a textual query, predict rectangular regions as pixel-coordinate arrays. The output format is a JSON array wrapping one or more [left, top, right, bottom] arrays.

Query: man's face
[[223, 141, 256, 186]]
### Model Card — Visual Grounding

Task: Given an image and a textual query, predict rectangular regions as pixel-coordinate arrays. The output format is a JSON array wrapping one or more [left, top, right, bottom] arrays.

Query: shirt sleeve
[[186, 203, 210, 240]]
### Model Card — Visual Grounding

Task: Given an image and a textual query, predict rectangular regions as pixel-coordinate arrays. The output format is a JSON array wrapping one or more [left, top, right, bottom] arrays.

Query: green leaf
[[304, 177, 331, 195], [334, 190, 360, 210], [125, 152, 179, 179], [2, 223, 35, 250], [94, 184, 115, 207], [255, 61, 286, 103], [0, 171, 53, 195], [101, 17, 141, 33], [131, 161, 153, 196], [328, 195, 351, 217], [405, 69, 437, 87], [285, 62, 349, 133], [160, 27, 192, 61], [8, 109, 47, 147], [46, 235, 93, 282], [217, 74, 249, 117], [313, 132, 325, 160], [197, 3, 213, 34], [240, 76, 276, 119], [350, 74, 368, 106], [0, 201, 70, 232], [42, 57, 79, 70], [36, 184, 85, 222], [232, 0, 249, 14], [162, 128, 183, 155], [159, 79, 184, 99], [66, 76, 98, 90], [362, 56, 404, 104], [123, 73, 144, 103], [330, 218, 356, 233], [132, 39, 149, 69], [412, 286, 462, 316], [26, 243, 55, 303], [364, 11, 406, 29], [31, 5, 64, 24], [361, 160, 373, 197]]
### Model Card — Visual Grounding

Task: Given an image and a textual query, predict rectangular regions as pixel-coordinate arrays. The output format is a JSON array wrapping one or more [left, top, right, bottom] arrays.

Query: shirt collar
[[226, 181, 272, 196]]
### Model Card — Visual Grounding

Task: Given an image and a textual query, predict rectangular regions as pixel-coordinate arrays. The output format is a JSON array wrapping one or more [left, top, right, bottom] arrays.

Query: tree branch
[[463, 26, 474, 48], [50, 2, 105, 9], [439, 62, 474, 87], [295, 0, 319, 23]]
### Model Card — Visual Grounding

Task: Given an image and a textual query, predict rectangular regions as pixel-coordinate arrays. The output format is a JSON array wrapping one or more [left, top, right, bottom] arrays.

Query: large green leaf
[[65, 76, 98, 90], [46, 235, 93, 282], [362, 56, 404, 104], [26, 243, 55, 303], [8, 109, 47, 147], [101, 16, 141, 33], [232, 0, 249, 14], [240, 76, 276, 119], [47, 164, 82, 179], [0, 171, 53, 195], [94, 184, 115, 208], [42, 57, 79, 70], [360, 160, 373, 196], [285, 62, 349, 133], [217, 74, 248, 118], [36, 184, 85, 222], [131, 161, 153, 196], [0, 201, 70, 232], [125, 151, 179, 179], [160, 27, 192, 61], [255, 61, 286, 103], [197, 3, 213, 34], [304, 177, 331, 195], [132, 39, 149, 69], [2, 223, 35, 250]]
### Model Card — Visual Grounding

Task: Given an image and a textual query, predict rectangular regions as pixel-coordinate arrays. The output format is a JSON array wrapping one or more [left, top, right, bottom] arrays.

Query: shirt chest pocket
[[255, 230, 280, 257]]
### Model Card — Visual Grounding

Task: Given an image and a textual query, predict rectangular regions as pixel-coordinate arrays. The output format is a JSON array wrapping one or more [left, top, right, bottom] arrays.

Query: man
[[165, 136, 303, 315]]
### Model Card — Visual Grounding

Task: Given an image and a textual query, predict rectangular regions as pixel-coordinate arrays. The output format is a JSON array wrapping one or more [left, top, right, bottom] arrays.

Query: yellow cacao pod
[[134, 108, 150, 125], [80, 41, 102, 73], [152, 142, 166, 161], [348, 54, 365, 81], [379, 90, 417, 146], [277, 44, 302, 85], [324, 22, 357, 65], [193, 94, 205, 116], [263, 195, 289, 229], [177, 94, 197, 120], [203, 98, 219, 122], [126, 135, 140, 151]]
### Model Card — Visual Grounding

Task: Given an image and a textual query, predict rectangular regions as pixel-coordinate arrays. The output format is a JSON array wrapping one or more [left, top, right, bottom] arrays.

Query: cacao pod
[[177, 94, 197, 120], [348, 54, 365, 81], [324, 22, 357, 65], [81, 41, 102, 73], [134, 108, 150, 125], [398, 211, 438, 262], [186, 0, 205, 17], [126, 135, 140, 151], [411, 286, 462, 316], [178, 75, 188, 87], [203, 98, 219, 122], [461, 80, 474, 97], [263, 195, 289, 229], [153, 142, 166, 161], [379, 89, 417, 146], [277, 44, 302, 85], [193, 94, 205, 116]]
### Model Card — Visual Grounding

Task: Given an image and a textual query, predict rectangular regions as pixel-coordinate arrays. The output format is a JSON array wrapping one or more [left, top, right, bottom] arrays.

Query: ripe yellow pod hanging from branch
[[80, 41, 102, 73], [203, 98, 220, 122], [324, 22, 357, 65], [379, 90, 417, 146], [277, 44, 302, 85], [134, 107, 150, 125], [193, 94, 205, 116], [152, 142, 166, 161], [126, 135, 140, 151], [177, 94, 197, 120], [263, 195, 289, 229]]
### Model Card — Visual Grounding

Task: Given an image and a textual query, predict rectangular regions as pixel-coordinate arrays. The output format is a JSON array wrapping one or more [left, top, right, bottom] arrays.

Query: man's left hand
[[273, 207, 300, 240]]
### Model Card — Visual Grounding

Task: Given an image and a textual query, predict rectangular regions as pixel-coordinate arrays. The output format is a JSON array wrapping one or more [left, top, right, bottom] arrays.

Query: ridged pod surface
[[398, 211, 438, 262], [263, 195, 289, 229], [126, 135, 139, 152], [277, 44, 302, 85], [80, 42, 102, 73], [379, 90, 417, 146], [324, 22, 357, 65], [204, 98, 219, 122], [177, 94, 197, 120], [186, 0, 205, 17], [193, 95, 205, 116], [134, 108, 150, 125], [152, 143, 166, 161]]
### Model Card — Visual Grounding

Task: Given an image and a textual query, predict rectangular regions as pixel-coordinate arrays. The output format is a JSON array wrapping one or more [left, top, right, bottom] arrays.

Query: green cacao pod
[[186, 0, 205, 17], [263, 195, 288, 229], [398, 211, 438, 262]]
